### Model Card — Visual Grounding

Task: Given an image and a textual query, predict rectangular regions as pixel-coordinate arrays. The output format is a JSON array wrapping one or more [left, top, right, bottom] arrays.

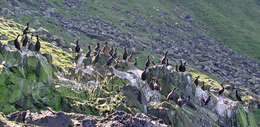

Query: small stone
[[0, 35, 8, 40]]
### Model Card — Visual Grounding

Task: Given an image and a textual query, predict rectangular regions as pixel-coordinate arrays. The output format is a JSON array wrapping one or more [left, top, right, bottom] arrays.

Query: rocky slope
[[0, 0, 259, 103], [0, 18, 258, 126]]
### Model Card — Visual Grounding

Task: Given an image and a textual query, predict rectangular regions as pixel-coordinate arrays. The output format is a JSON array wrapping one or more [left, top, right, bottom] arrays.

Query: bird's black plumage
[[145, 55, 150, 68], [105, 56, 114, 66], [14, 35, 21, 51], [236, 90, 242, 102], [203, 96, 211, 105], [160, 51, 168, 65], [141, 67, 148, 80], [95, 42, 100, 52], [218, 84, 225, 96], [23, 22, 29, 35], [86, 45, 91, 57], [22, 34, 29, 47], [123, 47, 128, 60], [34, 35, 41, 52], [194, 76, 200, 86], [75, 40, 80, 53]]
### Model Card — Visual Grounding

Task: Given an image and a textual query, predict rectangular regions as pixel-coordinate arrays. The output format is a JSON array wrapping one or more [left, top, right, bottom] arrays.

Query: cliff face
[[0, 18, 258, 126]]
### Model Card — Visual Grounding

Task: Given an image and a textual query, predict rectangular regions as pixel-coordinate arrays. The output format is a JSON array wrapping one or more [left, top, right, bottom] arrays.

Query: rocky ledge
[[1, 110, 167, 127]]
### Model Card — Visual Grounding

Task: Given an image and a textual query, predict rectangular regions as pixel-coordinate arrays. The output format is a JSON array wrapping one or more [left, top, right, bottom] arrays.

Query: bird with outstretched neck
[[75, 40, 80, 53], [145, 55, 150, 68], [22, 33, 29, 47], [194, 76, 200, 87], [34, 35, 41, 52], [167, 88, 177, 101], [86, 45, 91, 57], [14, 34, 21, 51], [160, 50, 168, 65], [123, 47, 128, 60], [23, 22, 30, 35]]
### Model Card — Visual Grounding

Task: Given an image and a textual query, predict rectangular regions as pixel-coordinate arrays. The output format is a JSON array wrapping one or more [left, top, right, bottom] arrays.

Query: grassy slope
[[174, 0, 260, 61], [2, 0, 259, 61]]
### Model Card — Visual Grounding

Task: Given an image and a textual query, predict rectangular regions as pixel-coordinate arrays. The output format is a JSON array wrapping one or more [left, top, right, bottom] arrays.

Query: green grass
[[174, 0, 260, 61]]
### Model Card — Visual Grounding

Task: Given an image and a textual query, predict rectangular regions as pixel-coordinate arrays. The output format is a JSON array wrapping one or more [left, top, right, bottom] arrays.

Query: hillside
[[0, 16, 259, 127], [0, 0, 260, 126]]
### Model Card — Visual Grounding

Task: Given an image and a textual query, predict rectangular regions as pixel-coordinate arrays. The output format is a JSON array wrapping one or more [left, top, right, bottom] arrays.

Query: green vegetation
[[174, 0, 260, 61]]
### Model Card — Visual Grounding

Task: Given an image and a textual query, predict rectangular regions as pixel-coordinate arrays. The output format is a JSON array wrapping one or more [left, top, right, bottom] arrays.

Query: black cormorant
[[194, 76, 200, 87], [22, 33, 29, 47], [160, 50, 168, 65], [218, 84, 225, 96], [95, 42, 100, 52], [102, 42, 108, 53], [23, 22, 29, 35], [14, 34, 21, 51], [203, 96, 211, 105], [167, 88, 177, 101], [75, 40, 80, 53], [123, 47, 128, 60], [236, 90, 242, 102], [92, 50, 100, 65], [141, 66, 148, 81], [34, 35, 41, 52], [86, 45, 91, 57], [145, 55, 150, 68]]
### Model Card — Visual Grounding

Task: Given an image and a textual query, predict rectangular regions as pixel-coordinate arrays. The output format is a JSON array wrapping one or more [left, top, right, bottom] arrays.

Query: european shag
[[134, 57, 137, 66], [141, 66, 148, 81], [95, 42, 100, 52], [236, 90, 242, 102], [167, 88, 177, 101], [75, 40, 80, 53], [218, 84, 225, 96], [23, 22, 29, 35], [160, 50, 168, 65], [22, 33, 29, 47], [86, 45, 91, 57], [194, 76, 200, 87], [102, 42, 108, 53], [92, 50, 100, 65], [34, 35, 41, 52], [203, 96, 211, 105], [145, 55, 150, 68], [123, 47, 128, 60], [14, 34, 21, 51]]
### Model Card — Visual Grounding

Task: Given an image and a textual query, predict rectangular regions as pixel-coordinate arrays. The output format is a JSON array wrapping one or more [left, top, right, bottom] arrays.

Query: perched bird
[[102, 42, 108, 53], [92, 50, 100, 65], [141, 67, 148, 81], [203, 96, 211, 105], [34, 35, 41, 52], [175, 64, 179, 72], [127, 51, 133, 62], [123, 47, 128, 60], [23, 22, 30, 35], [134, 57, 137, 66], [177, 96, 184, 107], [105, 56, 114, 66], [112, 48, 118, 59], [86, 45, 91, 57], [194, 76, 200, 87], [236, 90, 242, 102], [160, 50, 168, 65], [22, 33, 29, 47], [75, 40, 80, 53], [109, 46, 114, 56], [201, 81, 206, 91], [145, 55, 150, 68], [95, 42, 100, 52], [179, 60, 187, 72], [167, 88, 177, 101], [14, 34, 21, 51], [28, 35, 34, 51], [166, 59, 169, 67], [218, 84, 225, 96]]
